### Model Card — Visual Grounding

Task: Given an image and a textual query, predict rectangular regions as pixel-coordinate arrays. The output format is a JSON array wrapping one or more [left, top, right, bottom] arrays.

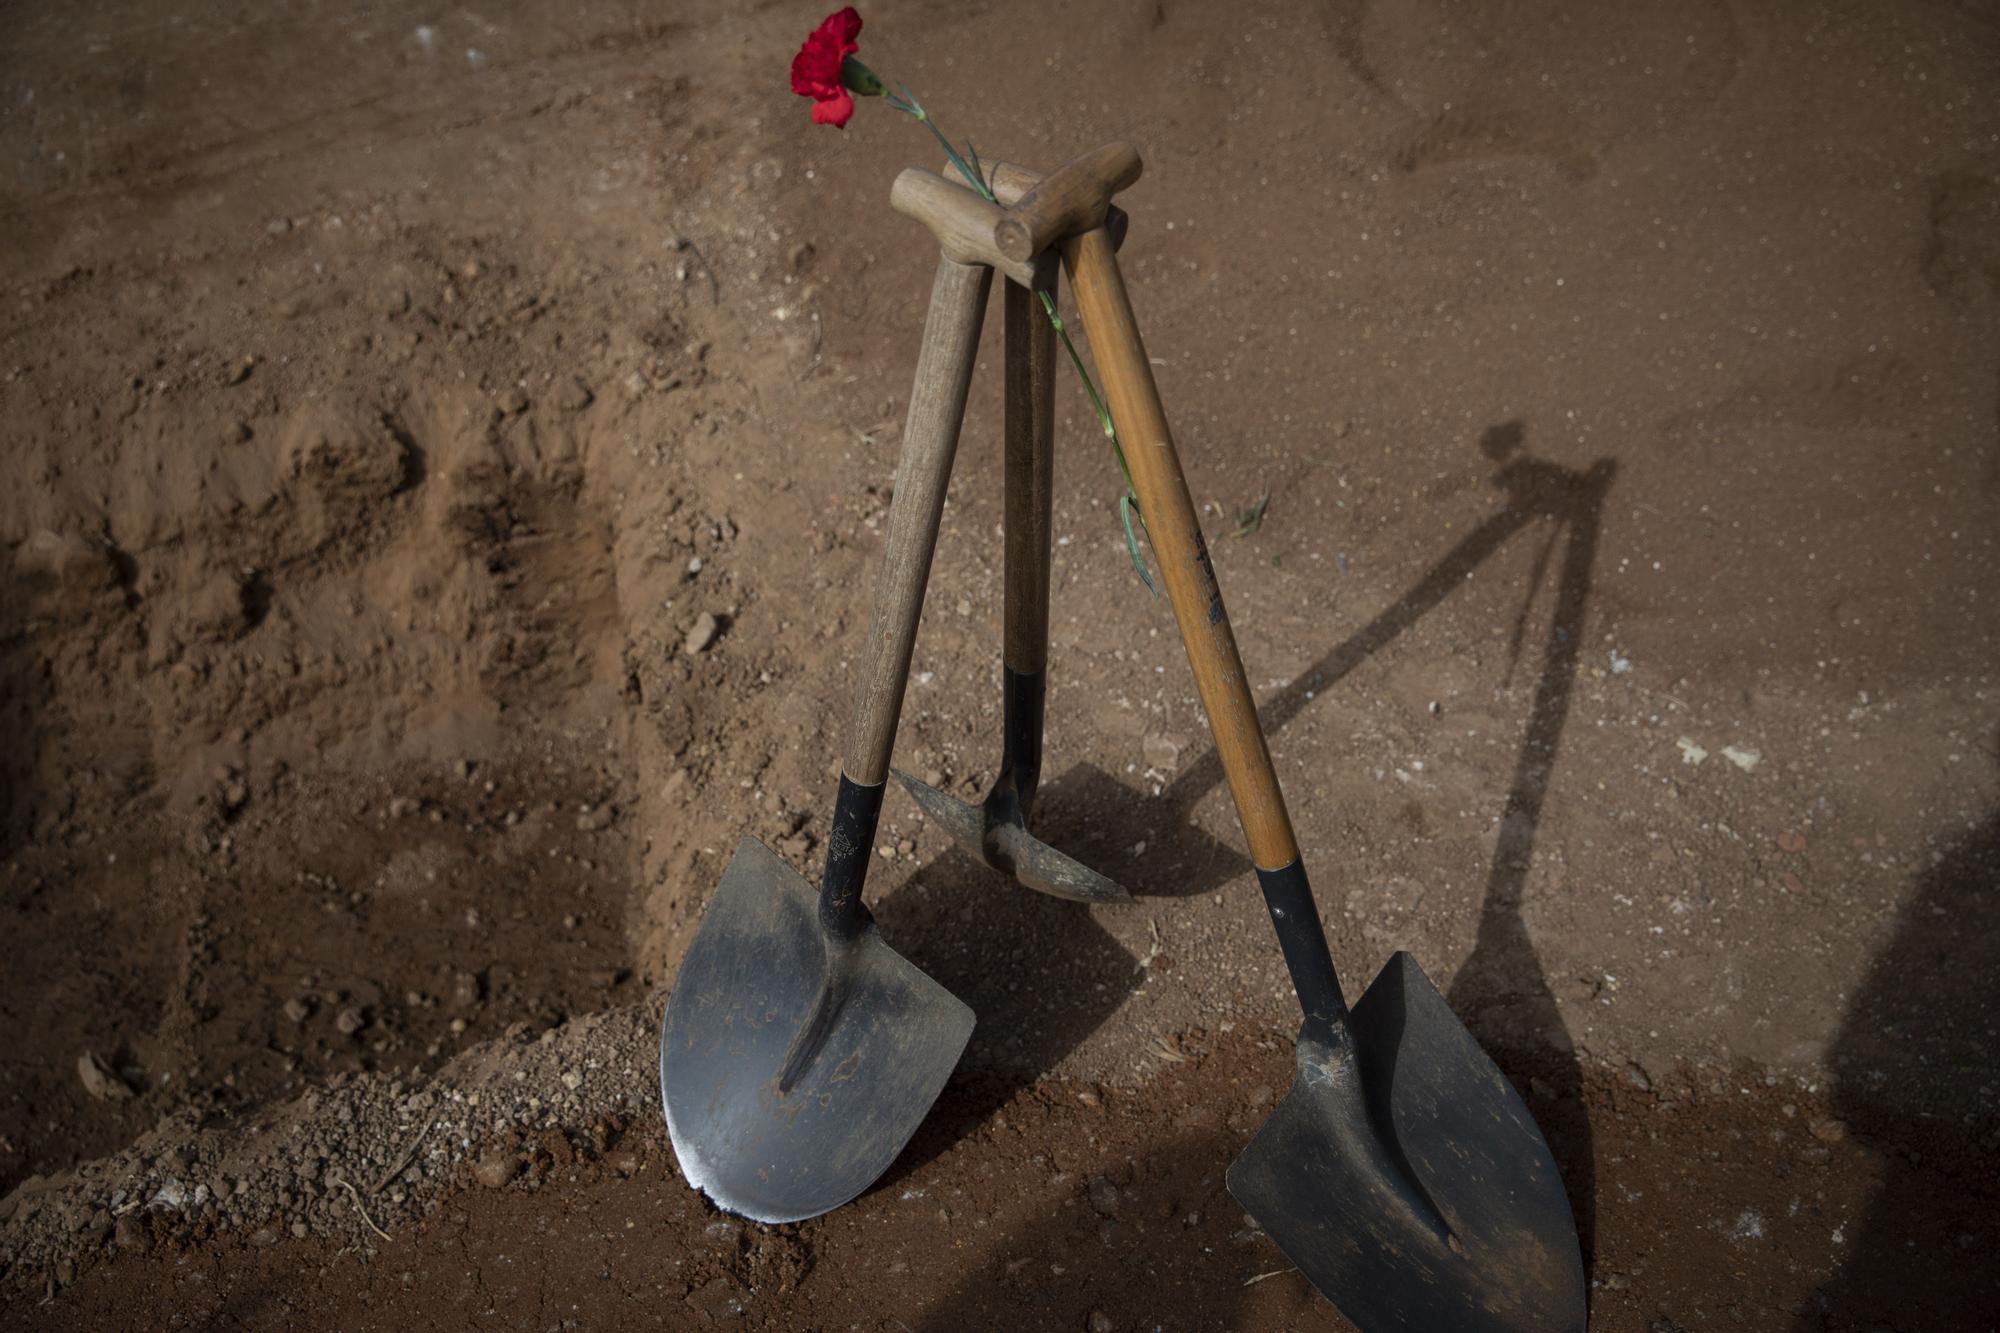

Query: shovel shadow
[[869, 844, 1141, 1187]]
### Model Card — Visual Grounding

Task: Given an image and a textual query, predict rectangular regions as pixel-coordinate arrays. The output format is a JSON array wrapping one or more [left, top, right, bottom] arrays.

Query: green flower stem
[[883, 86, 1150, 589]]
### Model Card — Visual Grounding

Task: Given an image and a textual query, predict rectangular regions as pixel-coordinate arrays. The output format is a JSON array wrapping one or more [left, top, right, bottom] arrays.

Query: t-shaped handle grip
[[991, 142, 1143, 263]]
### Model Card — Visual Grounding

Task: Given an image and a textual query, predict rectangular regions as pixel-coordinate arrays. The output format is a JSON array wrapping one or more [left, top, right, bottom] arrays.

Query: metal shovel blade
[[1227, 952, 1586, 1333], [659, 837, 974, 1224], [893, 769, 1132, 904]]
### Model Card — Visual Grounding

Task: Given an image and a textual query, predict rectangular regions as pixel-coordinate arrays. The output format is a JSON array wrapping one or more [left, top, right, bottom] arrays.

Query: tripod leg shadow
[[1444, 455, 1618, 1279]]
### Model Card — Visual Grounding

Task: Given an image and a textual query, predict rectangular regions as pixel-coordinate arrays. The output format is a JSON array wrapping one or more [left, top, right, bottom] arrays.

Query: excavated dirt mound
[[3, 0, 1996, 1328]]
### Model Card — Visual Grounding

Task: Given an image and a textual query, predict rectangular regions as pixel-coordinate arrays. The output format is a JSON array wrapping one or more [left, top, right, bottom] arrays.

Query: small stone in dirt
[[1142, 734, 1181, 770], [1721, 744, 1761, 772], [576, 805, 614, 832], [688, 1275, 745, 1321], [1245, 1084, 1274, 1109], [683, 612, 720, 655], [388, 796, 420, 818], [113, 1214, 148, 1250], [76, 1051, 133, 1102], [556, 377, 594, 413], [282, 997, 314, 1024], [1088, 1313, 1115, 1333], [605, 1150, 640, 1176], [1085, 1175, 1120, 1218], [335, 1006, 368, 1037], [561, 1070, 582, 1091], [1809, 1117, 1848, 1144], [1777, 830, 1808, 854], [474, 1151, 519, 1189], [451, 971, 483, 1009]]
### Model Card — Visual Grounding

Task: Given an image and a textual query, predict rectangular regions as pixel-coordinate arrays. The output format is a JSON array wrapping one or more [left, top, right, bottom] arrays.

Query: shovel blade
[[660, 837, 974, 1224], [1228, 953, 1586, 1333], [893, 769, 1132, 904]]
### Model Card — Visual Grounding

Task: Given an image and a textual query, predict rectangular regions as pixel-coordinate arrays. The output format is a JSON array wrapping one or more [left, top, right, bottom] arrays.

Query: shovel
[[1045, 191, 1587, 1330], [659, 153, 1140, 1225]]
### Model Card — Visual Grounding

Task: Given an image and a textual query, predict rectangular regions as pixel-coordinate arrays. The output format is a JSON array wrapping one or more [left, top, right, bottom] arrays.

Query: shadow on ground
[[871, 844, 1139, 1185], [1793, 780, 2000, 1330]]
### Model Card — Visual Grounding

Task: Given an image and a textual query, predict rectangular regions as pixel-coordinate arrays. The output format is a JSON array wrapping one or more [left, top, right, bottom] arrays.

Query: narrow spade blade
[[1227, 953, 1586, 1333], [659, 837, 974, 1224], [893, 769, 1132, 904]]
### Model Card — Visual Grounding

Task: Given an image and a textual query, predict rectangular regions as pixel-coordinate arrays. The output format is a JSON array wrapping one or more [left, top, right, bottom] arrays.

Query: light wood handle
[[1002, 270, 1057, 674], [843, 257, 994, 785], [993, 143, 1143, 263], [1061, 227, 1301, 870], [890, 170, 1047, 288]]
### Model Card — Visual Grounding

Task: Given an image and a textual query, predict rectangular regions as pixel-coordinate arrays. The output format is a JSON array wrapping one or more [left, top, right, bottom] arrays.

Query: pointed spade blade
[[893, 769, 1132, 904]]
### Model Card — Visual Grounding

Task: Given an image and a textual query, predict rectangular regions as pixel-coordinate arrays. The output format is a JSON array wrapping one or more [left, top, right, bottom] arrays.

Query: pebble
[[576, 805, 614, 832], [473, 1151, 519, 1189], [1809, 1117, 1848, 1145], [76, 1051, 133, 1102], [1088, 1313, 1115, 1333], [1142, 734, 1181, 770], [283, 997, 314, 1024], [683, 612, 720, 655], [1085, 1175, 1120, 1218], [335, 1007, 368, 1037]]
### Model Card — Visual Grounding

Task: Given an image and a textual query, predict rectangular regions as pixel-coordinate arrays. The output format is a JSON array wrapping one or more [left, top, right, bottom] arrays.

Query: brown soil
[[3, 0, 1996, 1329]]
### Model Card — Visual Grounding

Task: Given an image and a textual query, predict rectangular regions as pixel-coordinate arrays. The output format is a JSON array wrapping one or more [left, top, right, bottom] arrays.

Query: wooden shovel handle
[[1061, 227, 1301, 871], [1002, 271, 1057, 676], [843, 257, 994, 786], [993, 142, 1143, 263]]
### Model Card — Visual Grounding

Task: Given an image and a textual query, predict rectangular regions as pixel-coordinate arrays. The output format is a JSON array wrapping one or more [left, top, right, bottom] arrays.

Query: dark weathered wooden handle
[[842, 257, 994, 786], [993, 142, 1143, 263], [891, 170, 1045, 287], [1002, 271, 1057, 675], [1061, 226, 1300, 871]]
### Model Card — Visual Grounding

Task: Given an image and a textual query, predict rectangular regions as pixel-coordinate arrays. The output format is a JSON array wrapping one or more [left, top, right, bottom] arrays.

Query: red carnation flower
[[790, 7, 865, 128]]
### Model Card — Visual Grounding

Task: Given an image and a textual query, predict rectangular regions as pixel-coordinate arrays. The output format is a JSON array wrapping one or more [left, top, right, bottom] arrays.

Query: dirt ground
[[2, 0, 1996, 1328]]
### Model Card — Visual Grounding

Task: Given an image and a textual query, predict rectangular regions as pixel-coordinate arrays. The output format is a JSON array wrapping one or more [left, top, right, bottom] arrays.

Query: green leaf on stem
[[1120, 493, 1159, 596]]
